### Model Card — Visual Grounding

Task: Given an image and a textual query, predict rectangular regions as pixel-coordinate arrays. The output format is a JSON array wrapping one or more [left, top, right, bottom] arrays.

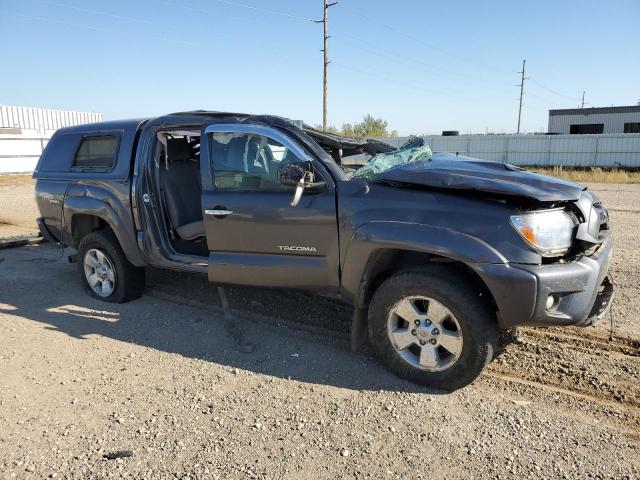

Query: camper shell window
[[72, 135, 120, 170]]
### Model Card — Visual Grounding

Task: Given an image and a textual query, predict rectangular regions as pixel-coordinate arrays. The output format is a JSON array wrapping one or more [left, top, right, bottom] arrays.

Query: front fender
[[341, 221, 507, 306]]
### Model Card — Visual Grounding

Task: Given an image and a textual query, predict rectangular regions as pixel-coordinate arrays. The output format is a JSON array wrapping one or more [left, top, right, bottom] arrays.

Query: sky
[[1, 0, 639, 135]]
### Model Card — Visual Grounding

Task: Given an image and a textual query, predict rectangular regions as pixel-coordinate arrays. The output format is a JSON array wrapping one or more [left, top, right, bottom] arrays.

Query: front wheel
[[368, 267, 498, 390], [77, 230, 145, 303]]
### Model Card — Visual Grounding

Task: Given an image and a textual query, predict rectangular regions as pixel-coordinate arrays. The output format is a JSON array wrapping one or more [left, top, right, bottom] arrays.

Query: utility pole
[[581, 90, 586, 109], [516, 59, 528, 134], [316, 1, 337, 131]]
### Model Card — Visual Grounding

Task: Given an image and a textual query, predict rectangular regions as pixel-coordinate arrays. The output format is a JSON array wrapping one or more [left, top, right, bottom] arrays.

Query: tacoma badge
[[277, 245, 318, 252]]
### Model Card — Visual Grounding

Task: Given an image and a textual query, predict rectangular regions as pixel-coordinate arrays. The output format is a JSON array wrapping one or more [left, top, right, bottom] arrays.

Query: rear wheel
[[77, 230, 145, 303], [368, 267, 498, 390]]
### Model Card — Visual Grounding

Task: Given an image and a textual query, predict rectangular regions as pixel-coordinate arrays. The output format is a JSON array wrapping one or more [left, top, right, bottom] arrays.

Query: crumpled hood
[[374, 152, 586, 202]]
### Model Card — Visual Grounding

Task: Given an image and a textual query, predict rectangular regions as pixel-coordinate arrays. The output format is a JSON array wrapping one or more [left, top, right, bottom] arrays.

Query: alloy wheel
[[387, 295, 463, 372], [83, 248, 116, 297]]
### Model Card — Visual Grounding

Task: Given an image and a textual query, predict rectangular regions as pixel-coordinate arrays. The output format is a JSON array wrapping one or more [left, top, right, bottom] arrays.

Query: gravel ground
[[0, 175, 39, 239], [587, 184, 640, 339], [1, 243, 639, 479], [0, 180, 639, 478]]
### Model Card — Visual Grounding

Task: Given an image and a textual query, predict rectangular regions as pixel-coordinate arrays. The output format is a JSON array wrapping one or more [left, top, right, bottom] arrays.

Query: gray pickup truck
[[33, 111, 613, 390]]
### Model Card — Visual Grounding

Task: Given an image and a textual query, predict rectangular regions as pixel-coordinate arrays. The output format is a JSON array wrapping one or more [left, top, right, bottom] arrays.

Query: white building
[[548, 105, 640, 134], [0, 105, 103, 173]]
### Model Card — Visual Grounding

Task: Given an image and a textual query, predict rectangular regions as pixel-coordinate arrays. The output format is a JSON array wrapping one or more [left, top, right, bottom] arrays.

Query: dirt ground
[[0, 179, 639, 478], [0, 175, 39, 240]]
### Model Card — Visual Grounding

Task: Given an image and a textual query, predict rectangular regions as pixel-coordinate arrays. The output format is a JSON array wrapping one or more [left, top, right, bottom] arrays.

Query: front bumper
[[475, 236, 614, 329]]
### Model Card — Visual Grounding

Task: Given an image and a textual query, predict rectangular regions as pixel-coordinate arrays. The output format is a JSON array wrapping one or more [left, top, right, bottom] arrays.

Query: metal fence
[[0, 105, 104, 173], [0, 105, 102, 135], [349, 133, 640, 167], [3, 132, 640, 173], [0, 136, 48, 173]]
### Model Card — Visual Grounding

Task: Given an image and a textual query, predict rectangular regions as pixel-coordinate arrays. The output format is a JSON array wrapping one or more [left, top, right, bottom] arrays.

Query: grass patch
[[528, 166, 640, 184]]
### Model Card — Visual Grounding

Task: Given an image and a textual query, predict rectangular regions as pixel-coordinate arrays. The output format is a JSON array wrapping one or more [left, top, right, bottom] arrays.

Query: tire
[[368, 266, 498, 391], [495, 327, 519, 358], [77, 230, 145, 303]]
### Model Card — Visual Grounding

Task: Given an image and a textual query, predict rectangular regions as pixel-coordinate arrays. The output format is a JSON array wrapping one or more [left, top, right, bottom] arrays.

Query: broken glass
[[350, 137, 432, 180]]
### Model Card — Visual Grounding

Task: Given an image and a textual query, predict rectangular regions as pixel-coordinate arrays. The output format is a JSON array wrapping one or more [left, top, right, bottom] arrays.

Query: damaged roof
[[300, 126, 396, 158], [164, 111, 396, 159]]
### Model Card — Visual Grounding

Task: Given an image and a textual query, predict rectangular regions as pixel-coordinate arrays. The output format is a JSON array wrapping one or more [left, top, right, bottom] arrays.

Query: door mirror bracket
[[278, 160, 326, 206], [291, 171, 313, 206]]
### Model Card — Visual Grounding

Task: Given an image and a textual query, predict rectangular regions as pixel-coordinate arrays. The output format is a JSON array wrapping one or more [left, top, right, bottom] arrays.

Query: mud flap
[[36, 217, 56, 243], [217, 287, 255, 353], [350, 306, 369, 352]]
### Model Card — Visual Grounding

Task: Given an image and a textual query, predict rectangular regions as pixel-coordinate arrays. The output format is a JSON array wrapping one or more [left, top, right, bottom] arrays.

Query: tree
[[317, 114, 394, 138], [351, 114, 389, 137], [314, 124, 339, 134], [340, 123, 356, 137]]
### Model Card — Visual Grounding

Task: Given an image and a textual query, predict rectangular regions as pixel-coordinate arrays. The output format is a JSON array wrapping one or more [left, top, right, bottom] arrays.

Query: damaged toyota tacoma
[[33, 112, 614, 390]]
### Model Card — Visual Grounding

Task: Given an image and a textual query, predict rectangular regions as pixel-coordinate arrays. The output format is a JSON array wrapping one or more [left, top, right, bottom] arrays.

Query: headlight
[[510, 209, 577, 257]]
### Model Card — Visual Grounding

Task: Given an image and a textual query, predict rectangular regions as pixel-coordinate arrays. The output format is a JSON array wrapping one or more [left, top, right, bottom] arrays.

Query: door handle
[[205, 209, 234, 217]]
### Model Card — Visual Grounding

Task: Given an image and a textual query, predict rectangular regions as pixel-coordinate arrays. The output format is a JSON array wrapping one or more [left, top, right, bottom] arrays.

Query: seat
[[159, 138, 205, 240], [216, 137, 262, 189], [175, 220, 205, 241]]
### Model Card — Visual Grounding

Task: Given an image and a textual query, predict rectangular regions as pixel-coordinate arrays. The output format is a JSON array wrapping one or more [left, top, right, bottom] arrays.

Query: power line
[[332, 30, 507, 94], [332, 61, 491, 104], [36, 0, 166, 27], [529, 78, 581, 101], [526, 91, 572, 108], [150, 0, 282, 29], [331, 40, 505, 100], [27, 0, 588, 129], [200, 0, 512, 93], [28, 0, 267, 46], [338, 4, 514, 78], [6, 11, 199, 47], [339, 4, 587, 111], [211, 0, 312, 22], [179, 0, 580, 109], [182, 0, 586, 115], [203, 0, 512, 93]]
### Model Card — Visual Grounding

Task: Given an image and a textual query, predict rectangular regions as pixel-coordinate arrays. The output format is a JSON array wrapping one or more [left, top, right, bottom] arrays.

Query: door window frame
[[200, 124, 332, 192]]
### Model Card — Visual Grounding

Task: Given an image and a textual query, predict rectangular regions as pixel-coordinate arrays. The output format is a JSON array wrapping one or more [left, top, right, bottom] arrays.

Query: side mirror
[[277, 160, 312, 186], [277, 160, 326, 206]]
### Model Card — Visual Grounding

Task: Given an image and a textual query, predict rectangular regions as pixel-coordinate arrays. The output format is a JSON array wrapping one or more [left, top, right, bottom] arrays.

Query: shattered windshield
[[349, 137, 432, 180]]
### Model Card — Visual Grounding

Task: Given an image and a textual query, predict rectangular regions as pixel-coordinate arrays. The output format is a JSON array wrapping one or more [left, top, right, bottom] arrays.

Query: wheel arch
[[357, 248, 499, 312], [342, 221, 506, 307], [70, 213, 110, 248], [343, 222, 505, 351], [65, 195, 147, 267]]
